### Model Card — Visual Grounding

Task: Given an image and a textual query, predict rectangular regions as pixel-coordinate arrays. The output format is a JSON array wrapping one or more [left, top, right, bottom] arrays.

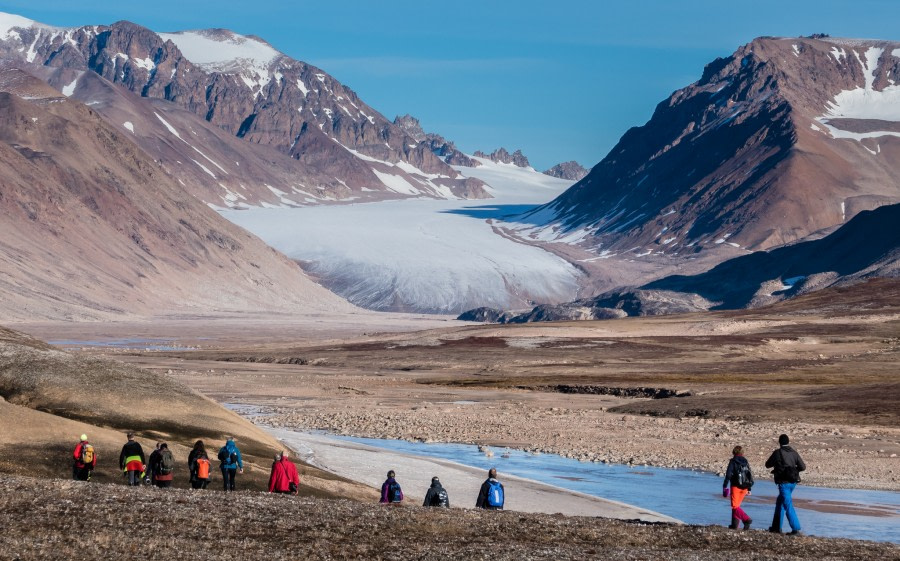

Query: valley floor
[[18, 281, 900, 494]]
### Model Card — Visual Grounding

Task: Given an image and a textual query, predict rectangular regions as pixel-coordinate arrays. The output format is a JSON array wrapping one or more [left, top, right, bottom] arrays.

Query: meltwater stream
[[334, 435, 899, 543]]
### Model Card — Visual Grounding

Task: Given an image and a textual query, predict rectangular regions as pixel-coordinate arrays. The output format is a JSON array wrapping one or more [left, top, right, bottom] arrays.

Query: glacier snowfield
[[220, 159, 582, 313]]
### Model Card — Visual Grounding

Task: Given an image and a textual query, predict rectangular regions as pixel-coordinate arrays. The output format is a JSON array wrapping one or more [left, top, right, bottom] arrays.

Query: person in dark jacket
[[423, 476, 450, 508], [268, 451, 301, 494], [475, 468, 504, 510], [380, 470, 403, 504], [147, 442, 162, 486], [72, 434, 97, 481], [119, 432, 145, 486], [723, 445, 753, 530], [764, 434, 806, 535], [188, 440, 211, 490], [217, 437, 243, 492]]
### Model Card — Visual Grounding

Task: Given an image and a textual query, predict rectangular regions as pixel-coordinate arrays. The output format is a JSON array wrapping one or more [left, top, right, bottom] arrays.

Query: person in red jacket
[[72, 434, 97, 481], [268, 451, 300, 494]]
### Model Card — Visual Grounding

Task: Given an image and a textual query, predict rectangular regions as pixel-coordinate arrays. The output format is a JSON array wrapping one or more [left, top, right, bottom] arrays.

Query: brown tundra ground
[[0, 475, 897, 561], [23, 279, 900, 492]]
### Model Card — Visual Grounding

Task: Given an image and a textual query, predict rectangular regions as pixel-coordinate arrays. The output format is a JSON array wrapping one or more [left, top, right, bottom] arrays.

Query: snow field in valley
[[220, 159, 582, 313]]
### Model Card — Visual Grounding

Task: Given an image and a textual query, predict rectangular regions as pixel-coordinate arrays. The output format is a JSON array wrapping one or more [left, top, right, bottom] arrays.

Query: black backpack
[[775, 449, 801, 483], [733, 459, 753, 489], [429, 487, 449, 507]]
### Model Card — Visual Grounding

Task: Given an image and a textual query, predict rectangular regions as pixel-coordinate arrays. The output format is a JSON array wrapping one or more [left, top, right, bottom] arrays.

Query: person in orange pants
[[723, 445, 754, 529]]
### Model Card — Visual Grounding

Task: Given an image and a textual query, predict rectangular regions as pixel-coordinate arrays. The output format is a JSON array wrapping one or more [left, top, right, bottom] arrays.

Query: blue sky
[[3, 1, 900, 169]]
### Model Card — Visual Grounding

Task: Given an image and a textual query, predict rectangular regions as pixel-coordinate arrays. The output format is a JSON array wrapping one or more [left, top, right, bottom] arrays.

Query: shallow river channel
[[332, 435, 899, 543]]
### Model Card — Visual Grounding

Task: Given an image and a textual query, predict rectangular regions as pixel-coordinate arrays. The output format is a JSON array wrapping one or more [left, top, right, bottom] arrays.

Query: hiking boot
[[768, 527, 781, 533], [788, 530, 803, 536], [743, 518, 752, 530], [729, 517, 739, 530]]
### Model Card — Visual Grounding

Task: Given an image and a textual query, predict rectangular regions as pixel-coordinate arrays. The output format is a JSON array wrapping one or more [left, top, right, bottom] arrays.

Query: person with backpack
[[268, 450, 301, 494], [379, 470, 403, 504], [475, 468, 504, 510], [218, 437, 243, 492], [422, 476, 450, 508], [765, 433, 806, 535], [119, 432, 146, 486], [722, 445, 753, 530], [148, 443, 175, 488], [72, 434, 97, 481], [188, 440, 211, 490], [147, 442, 162, 486]]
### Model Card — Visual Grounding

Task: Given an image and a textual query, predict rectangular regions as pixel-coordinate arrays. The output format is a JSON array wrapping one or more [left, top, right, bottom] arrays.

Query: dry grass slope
[[0, 475, 896, 561]]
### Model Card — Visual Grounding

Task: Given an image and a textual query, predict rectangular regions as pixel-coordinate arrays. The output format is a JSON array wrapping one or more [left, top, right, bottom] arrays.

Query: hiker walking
[[476, 468, 504, 510], [765, 434, 806, 535], [148, 442, 162, 486], [723, 445, 753, 530], [119, 432, 146, 486], [380, 470, 404, 504], [268, 450, 300, 494], [422, 476, 450, 508], [217, 437, 243, 492], [148, 443, 175, 488], [188, 440, 211, 490], [72, 434, 97, 481]]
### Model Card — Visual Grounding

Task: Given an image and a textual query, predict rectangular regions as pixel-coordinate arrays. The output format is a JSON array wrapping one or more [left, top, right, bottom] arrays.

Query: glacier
[[220, 159, 582, 314]]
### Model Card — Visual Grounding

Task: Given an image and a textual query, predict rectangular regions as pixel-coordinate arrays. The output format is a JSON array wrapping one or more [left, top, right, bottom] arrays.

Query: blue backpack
[[487, 480, 504, 508], [388, 481, 403, 502]]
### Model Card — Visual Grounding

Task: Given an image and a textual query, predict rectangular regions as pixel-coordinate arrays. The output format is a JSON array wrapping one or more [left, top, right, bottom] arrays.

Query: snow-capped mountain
[[513, 36, 900, 261], [0, 12, 488, 207], [0, 66, 353, 321]]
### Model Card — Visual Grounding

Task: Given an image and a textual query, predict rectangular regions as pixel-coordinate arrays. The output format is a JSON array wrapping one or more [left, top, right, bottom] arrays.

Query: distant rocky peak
[[473, 147, 531, 168], [394, 114, 425, 142], [543, 161, 588, 181]]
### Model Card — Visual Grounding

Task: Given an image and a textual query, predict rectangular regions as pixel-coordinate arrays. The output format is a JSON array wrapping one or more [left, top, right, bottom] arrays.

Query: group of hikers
[[379, 467, 505, 510], [722, 434, 807, 535], [73, 430, 808, 534], [72, 433, 251, 491]]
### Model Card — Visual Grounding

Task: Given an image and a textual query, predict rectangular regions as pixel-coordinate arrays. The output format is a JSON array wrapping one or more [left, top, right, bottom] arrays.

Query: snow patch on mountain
[[158, 29, 280, 74], [817, 46, 900, 140]]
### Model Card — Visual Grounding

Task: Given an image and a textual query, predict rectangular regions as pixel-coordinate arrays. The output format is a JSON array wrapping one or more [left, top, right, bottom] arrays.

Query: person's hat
[[80, 434, 88, 441], [432, 476, 440, 483]]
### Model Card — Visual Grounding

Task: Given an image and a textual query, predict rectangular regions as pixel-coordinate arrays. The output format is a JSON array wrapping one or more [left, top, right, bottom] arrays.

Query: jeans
[[771, 482, 801, 532], [126, 470, 142, 486], [222, 467, 237, 491]]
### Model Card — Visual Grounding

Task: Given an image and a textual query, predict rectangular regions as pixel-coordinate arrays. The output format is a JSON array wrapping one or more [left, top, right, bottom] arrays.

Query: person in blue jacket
[[217, 437, 244, 492]]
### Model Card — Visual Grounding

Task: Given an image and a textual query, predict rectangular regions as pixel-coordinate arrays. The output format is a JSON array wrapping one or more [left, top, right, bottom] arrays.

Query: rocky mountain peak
[[473, 147, 531, 168], [543, 161, 588, 181], [513, 35, 900, 267], [394, 114, 425, 142]]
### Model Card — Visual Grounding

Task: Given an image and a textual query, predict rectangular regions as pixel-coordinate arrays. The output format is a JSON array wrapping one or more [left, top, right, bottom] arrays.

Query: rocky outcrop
[[456, 307, 516, 323], [474, 147, 531, 168], [543, 161, 588, 181], [394, 114, 482, 168]]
